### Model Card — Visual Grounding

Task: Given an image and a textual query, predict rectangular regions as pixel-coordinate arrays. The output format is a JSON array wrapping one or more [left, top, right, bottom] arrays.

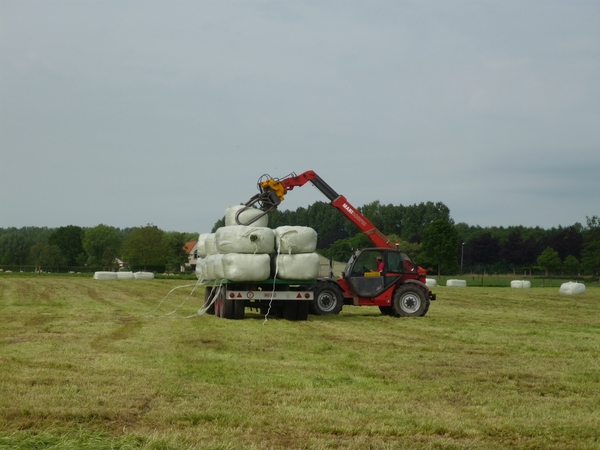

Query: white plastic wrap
[[559, 281, 586, 295], [197, 233, 210, 258], [426, 278, 438, 287], [204, 234, 217, 256], [274, 253, 320, 280], [215, 226, 275, 254], [195, 258, 206, 280], [213, 254, 225, 280], [93, 271, 117, 280], [511, 280, 531, 289], [134, 271, 155, 280], [116, 271, 135, 280], [221, 253, 271, 282], [446, 279, 467, 287], [275, 226, 318, 254], [204, 255, 215, 281], [225, 205, 268, 227]]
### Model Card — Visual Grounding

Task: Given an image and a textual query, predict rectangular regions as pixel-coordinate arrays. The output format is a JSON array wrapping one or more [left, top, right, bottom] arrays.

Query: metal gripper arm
[[234, 188, 282, 226]]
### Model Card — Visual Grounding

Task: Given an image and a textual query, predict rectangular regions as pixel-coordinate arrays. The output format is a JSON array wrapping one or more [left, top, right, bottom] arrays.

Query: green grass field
[[1, 275, 599, 449]]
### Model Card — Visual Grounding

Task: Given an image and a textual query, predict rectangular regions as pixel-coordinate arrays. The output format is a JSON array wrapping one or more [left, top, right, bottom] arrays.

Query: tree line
[[0, 224, 197, 272], [213, 200, 600, 277], [2, 201, 599, 277]]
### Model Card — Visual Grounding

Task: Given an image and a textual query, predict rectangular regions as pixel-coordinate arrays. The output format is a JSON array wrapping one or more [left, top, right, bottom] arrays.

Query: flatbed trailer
[[204, 279, 316, 321]]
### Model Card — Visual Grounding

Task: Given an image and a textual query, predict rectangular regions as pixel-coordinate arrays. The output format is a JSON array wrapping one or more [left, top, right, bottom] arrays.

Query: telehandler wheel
[[378, 306, 394, 316], [392, 285, 429, 317], [311, 283, 343, 315]]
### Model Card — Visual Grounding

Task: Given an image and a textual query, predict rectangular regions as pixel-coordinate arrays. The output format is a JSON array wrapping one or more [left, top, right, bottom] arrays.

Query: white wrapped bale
[[275, 226, 318, 254], [225, 205, 268, 227], [195, 258, 206, 280], [446, 279, 467, 287], [426, 278, 438, 287], [197, 233, 210, 258], [215, 226, 275, 254], [274, 253, 320, 280], [94, 271, 117, 280], [511, 280, 531, 289], [204, 255, 216, 281], [116, 271, 135, 280], [559, 281, 586, 295], [134, 271, 155, 280], [221, 253, 270, 282], [204, 234, 217, 256], [213, 254, 225, 280]]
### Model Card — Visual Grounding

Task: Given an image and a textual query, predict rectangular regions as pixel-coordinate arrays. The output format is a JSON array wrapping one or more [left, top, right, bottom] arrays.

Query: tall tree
[[582, 216, 600, 278], [468, 232, 501, 274], [163, 231, 189, 271], [537, 247, 562, 276], [30, 243, 64, 272], [401, 201, 452, 242], [563, 255, 580, 275], [0, 233, 29, 265], [421, 219, 459, 277], [122, 225, 166, 270], [83, 224, 122, 269], [500, 231, 529, 274], [48, 225, 85, 266]]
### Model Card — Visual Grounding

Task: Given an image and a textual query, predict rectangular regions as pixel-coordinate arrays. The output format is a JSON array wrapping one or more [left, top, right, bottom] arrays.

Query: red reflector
[[305, 293, 310, 298], [237, 293, 242, 298], [229, 293, 234, 298], [296, 293, 302, 298]]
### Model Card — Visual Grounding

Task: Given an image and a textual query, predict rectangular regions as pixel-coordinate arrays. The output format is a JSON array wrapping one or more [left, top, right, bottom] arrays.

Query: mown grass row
[[1, 277, 599, 449]]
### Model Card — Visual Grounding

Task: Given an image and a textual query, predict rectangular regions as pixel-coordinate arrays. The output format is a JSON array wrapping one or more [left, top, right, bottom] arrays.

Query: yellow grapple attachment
[[260, 179, 286, 201]]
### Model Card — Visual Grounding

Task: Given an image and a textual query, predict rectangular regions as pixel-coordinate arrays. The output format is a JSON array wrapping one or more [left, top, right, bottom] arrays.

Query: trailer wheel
[[311, 284, 343, 315], [204, 287, 215, 315], [392, 285, 429, 317], [222, 297, 235, 319], [214, 288, 224, 318], [283, 301, 298, 321], [295, 300, 309, 321], [233, 299, 245, 320]]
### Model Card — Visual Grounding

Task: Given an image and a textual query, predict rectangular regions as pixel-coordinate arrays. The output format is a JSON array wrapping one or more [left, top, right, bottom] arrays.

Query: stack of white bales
[[196, 206, 320, 282], [273, 226, 320, 280]]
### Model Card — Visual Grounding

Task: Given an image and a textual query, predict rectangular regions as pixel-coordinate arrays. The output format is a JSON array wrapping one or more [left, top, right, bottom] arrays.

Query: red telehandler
[[237, 170, 436, 317]]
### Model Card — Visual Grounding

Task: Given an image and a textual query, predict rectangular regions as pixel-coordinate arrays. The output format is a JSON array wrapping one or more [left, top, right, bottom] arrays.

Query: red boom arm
[[277, 171, 396, 249]]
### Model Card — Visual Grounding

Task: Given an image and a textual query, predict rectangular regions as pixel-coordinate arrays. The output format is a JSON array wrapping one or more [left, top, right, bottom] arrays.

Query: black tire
[[222, 297, 235, 319], [295, 300, 309, 321], [283, 300, 298, 321], [233, 299, 245, 320], [311, 283, 343, 315], [214, 288, 224, 318], [379, 306, 394, 316], [392, 285, 429, 317], [204, 287, 215, 315]]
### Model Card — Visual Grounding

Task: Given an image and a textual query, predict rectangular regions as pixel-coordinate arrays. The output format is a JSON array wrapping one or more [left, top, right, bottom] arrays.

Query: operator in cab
[[375, 255, 385, 272]]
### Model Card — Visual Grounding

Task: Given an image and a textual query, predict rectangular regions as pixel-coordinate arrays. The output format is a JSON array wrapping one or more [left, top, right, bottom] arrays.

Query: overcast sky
[[1, 1, 598, 234]]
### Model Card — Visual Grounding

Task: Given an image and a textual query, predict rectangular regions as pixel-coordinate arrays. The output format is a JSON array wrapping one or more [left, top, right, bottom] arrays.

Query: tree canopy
[[48, 225, 85, 266], [420, 219, 459, 277], [122, 225, 166, 270], [82, 224, 122, 269]]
